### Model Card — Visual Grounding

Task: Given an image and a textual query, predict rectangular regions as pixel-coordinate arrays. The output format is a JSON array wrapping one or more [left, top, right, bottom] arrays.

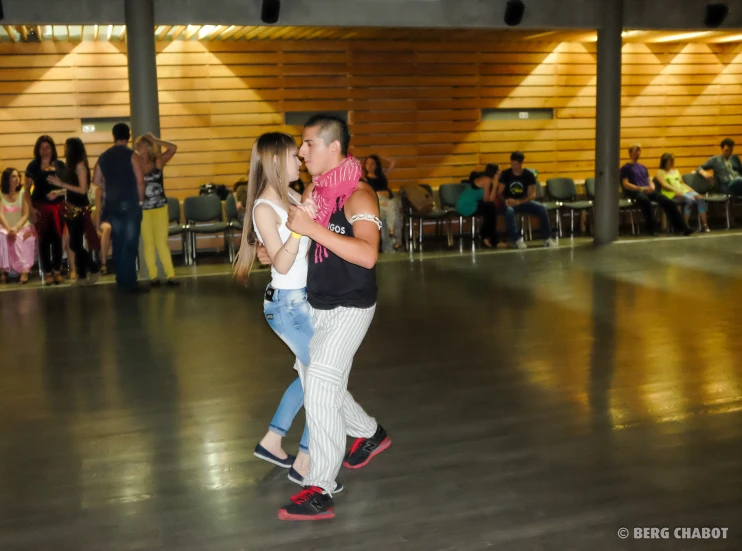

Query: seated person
[[362, 154, 402, 252], [620, 144, 691, 236], [697, 138, 742, 195], [497, 152, 557, 249], [233, 178, 248, 216], [456, 164, 500, 248], [656, 153, 709, 233]]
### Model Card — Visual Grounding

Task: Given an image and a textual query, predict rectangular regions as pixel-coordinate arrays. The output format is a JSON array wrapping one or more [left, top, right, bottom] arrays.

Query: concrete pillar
[[125, 0, 161, 139], [593, 0, 623, 245], [125, 0, 163, 279]]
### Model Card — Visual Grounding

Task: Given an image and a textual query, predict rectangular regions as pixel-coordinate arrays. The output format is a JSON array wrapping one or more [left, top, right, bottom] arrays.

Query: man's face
[[299, 125, 334, 177], [722, 145, 734, 159], [510, 160, 523, 173], [630, 147, 641, 162]]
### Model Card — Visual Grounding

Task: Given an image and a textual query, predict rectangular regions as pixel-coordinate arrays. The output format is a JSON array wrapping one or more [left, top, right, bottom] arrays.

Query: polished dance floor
[[1, 235, 741, 550]]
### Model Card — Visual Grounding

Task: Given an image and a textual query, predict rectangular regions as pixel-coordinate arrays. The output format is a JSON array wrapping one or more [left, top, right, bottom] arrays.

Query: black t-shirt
[[499, 168, 536, 199], [64, 163, 90, 208], [26, 159, 67, 204], [307, 201, 377, 310]]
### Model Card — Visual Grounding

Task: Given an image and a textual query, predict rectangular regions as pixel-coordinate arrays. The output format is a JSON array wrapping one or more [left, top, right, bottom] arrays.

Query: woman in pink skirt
[[0, 168, 36, 284]]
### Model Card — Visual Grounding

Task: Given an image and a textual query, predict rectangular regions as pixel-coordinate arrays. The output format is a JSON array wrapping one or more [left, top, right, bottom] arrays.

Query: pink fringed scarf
[[310, 155, 362, 263]]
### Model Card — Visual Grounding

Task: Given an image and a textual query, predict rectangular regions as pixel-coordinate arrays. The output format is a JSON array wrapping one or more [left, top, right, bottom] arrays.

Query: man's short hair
[[305, 114, 351, 156], [510, 151, 525, 163], [112, 122, 131, 142], [721, 138, 735, 149], [628, 144, 641, 154]]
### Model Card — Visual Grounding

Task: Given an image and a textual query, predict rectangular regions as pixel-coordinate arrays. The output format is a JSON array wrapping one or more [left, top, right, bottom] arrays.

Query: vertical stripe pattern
[[299, 304, 378, 492]]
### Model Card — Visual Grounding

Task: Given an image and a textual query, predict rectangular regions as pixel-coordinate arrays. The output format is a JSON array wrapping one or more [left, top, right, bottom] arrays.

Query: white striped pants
[[296, 304, 378, 492]]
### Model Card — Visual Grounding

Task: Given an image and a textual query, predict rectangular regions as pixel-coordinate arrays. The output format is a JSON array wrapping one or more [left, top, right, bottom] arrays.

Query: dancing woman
[[233, 132, 342, 491]]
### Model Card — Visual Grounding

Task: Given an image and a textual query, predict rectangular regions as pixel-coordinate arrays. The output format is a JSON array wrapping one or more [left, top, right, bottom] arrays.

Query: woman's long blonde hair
[[233, 132, 297, 284]]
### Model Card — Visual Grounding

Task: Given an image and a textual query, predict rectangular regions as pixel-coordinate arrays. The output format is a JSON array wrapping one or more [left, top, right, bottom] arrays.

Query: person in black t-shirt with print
[[497, 151, 557, 249]]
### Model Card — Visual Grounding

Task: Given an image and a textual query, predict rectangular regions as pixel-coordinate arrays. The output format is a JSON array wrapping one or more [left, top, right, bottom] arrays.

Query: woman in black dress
[[47, 138, 100, 285], [25, 135, 66, 284]]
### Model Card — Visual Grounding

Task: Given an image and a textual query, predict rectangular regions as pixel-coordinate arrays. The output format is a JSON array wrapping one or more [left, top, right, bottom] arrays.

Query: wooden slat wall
[[1, 39, 742, 199]]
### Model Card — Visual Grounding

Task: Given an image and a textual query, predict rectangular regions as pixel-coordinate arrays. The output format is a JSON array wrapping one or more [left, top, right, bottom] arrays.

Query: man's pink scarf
[[310, 155, 362, 263]]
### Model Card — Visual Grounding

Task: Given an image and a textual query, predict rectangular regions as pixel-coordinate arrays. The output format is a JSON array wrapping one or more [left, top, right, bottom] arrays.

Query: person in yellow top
[[656, 153, 709, 233]]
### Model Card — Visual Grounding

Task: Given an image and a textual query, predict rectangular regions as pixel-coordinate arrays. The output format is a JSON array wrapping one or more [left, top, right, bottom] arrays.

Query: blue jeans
[[264, 286, 313, 453], [108, 200, 142, 290], [500, 201, 553, 242], [680, 192, 707, 215]]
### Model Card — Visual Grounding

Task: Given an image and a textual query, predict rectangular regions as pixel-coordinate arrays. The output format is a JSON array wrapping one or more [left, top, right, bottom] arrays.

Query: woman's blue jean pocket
[[264, 288, 314, 367]]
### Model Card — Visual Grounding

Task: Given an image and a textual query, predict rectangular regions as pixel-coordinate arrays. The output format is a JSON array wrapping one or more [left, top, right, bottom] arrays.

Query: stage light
[[705, 3, 729, 28], [261, 0, 280, 24], [504, 0, 525, 26]]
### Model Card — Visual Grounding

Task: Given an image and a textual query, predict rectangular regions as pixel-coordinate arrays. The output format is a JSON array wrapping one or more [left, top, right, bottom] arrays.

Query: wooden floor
[[1, 234, 741, 550]]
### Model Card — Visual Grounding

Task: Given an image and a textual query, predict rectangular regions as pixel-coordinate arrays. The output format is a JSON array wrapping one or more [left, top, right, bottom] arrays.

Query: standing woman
[[0, 168, 36, 284], [134, 133, 178, 286], [233, 132, 341, 490], [47, 138, 101, 285], [362, 154, 402, 252], [25, 135, 66, 285]]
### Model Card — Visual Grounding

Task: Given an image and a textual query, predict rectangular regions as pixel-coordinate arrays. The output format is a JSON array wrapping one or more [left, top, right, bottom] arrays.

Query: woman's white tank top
[[252, 198, 310, 289]]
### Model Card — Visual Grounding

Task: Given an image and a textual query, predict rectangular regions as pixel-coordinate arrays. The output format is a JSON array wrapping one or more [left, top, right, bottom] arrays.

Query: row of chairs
[[168, 173, 733, 260], [400, 173, 733, 249], [167, 194, 242, 265]]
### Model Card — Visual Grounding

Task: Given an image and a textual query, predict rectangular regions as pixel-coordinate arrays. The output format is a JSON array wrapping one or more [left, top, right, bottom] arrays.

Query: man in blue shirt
[[697, 138, 742, 195], [93, 123, 146, 292]]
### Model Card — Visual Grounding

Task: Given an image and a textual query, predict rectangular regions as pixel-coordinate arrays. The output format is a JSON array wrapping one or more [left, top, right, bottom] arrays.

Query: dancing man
[[262, 115, 391, 521]]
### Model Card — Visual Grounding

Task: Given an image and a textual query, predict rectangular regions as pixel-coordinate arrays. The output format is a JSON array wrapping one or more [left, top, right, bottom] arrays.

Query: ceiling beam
[[93, 24, 99, 41], [35, 26, 42, 41], [184, 25, 201, 40], [206, 25, 225, 40], [170, 25, 187, 40], [267, 26, 294, 40], [19, 25, 29, 41], [120, 26, 127, 42], [3, 26, 17, 43], [157, 25, 173, 40], [243, 26, 268, 40], [219, 25, 240, 40], [707, 32, 742, 43], [231, 26, 253, 40]]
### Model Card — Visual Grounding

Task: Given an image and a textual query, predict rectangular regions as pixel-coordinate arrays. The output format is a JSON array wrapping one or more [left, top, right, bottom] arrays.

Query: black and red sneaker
[[343, 425, 391, 469], [277, 486, 335, 521]]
